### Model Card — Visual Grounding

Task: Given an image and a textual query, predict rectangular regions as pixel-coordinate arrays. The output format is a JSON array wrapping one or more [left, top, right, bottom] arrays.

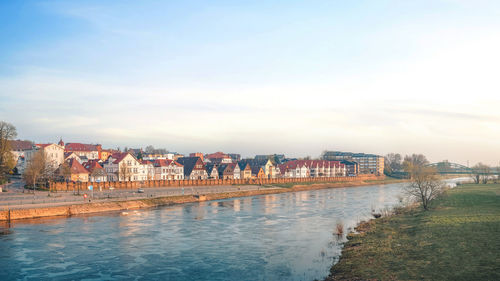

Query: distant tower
[[58, 138, 64, 147]]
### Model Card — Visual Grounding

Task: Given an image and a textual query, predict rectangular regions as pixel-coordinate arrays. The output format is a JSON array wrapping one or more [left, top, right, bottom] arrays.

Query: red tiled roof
[[65, 143, 100, 152], [110, 152, 131, 164], [9, 140, 33, 151], [206, 152, 231, 159], [68, 158, 89, 174], [83, 160, 103, 172], [153, 159, 183, 167], [36, 143, 53, 148]]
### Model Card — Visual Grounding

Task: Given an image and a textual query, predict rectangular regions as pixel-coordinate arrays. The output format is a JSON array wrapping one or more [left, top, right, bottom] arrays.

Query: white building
[[103, 152, 143, 181], [63, 141, 101, 161], [25, 143, 65, 172], [139, 161, 155, 181], [279, 160, 346, 178], [153, 159, 184, 180], [9, 140, 34, 174], [142, 153, 175, 161]]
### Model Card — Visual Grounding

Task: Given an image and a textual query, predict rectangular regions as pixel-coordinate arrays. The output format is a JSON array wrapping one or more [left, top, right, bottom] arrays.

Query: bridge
[[389, 161, 496, 177], [426, 162, 472, 174]]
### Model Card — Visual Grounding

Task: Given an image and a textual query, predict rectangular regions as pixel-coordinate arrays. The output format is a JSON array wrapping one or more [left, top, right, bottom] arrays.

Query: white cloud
[[1, 1, 500, 164]]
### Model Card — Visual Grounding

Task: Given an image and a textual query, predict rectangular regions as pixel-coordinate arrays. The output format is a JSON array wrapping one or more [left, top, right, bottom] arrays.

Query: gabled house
[[25, 143, 65, 172], [217, 164, 234, 180], [83, 160, 107, 182], [231, 163, 241, 179], [250, 165, 266, 179], [238, 162, 252, 179], [239, 158, 276, 178], [65, 158, 89, 182], [102, 152, 142, 181], [176, 157, 208, 180], [278, 161, 309, 178], [206, 163, 219, 179], [153, 159, 184, 180], [64, 152, 82, 163]]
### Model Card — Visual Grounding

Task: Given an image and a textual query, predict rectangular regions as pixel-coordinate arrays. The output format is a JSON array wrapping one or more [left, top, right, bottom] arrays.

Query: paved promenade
[[0, 184, 278, 210]]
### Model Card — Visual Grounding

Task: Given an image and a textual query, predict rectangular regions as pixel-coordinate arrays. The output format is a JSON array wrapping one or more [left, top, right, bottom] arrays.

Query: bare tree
[[0, 121, 17, 183], [471, 163, 491, 184], [146, 165, 154, 180], [91, 167, 107, 182], [384, 153, 402, 175], [119, 163, 132, 181], [23, 150, 47, 191], [145, 145, 155, 154], [57, 161, 71, 182], [404, 166, 444, 211]]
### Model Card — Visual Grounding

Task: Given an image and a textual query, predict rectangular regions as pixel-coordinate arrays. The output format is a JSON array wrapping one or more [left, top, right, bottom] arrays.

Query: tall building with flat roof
[[322, 151, 384, 175]]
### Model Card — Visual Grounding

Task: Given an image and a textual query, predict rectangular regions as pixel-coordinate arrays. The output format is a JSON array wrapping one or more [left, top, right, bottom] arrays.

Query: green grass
[[327, 183, 500, 280]]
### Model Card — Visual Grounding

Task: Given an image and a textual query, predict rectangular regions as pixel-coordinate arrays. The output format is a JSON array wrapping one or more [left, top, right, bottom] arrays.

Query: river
[[0, 182, 434, 280]]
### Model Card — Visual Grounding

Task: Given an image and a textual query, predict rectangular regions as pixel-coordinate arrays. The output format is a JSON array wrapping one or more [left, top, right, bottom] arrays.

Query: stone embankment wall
[[0, 200, 161, 221], [48, 174, 379, 191]]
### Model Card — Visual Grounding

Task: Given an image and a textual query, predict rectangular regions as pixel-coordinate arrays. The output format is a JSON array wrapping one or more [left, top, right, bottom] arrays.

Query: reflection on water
[[0, 183, 409, 281]]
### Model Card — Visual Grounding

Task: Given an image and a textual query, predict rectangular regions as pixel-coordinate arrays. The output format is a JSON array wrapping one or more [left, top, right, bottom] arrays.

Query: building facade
[[153, 159, 184, 180], [177, 157, 208, 180], [103, 152, 143, 181], [64, 141, 102, 160], [322, 151, 384, 175]]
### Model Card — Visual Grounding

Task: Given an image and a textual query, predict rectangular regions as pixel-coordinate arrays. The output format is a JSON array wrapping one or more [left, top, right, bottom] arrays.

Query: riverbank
[[326, 183, 500, 280], [0, 176, 402, 221]]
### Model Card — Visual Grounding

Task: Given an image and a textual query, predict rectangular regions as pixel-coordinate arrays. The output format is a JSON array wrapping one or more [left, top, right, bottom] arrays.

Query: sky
[[1, 0, 499, 165]]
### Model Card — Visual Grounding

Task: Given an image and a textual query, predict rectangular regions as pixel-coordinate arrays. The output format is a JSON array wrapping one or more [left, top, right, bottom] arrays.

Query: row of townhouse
[[9, 139, 370, 183], [98, 155, 268, 182], [278, 160, 347, 178]]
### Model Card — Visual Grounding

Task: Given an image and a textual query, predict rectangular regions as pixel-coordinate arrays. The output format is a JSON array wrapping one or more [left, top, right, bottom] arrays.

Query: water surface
[[0, 183, 407, 281]]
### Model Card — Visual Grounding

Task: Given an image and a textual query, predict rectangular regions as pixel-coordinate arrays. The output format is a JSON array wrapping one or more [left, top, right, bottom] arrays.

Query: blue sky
[[1, 0, 500, 165]]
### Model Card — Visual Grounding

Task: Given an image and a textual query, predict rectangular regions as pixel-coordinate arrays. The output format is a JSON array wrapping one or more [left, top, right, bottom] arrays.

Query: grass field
[[326, 183, 500, 280]]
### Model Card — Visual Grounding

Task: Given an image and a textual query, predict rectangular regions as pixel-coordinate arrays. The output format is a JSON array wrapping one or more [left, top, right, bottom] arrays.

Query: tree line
[[384, 153, 498, 184]]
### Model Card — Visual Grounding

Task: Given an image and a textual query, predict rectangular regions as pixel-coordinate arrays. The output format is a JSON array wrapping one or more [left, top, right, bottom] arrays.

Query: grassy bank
[[327, 183, 500, 280]]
